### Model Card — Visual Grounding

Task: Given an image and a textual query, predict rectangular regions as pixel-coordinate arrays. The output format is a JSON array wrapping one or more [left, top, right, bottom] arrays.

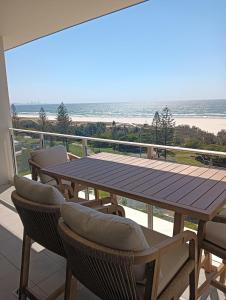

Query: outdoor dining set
[[11, 145, 226, 300]]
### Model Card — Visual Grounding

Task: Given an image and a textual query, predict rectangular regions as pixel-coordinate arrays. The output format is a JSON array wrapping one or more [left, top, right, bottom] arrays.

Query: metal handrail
[[9, 127, 226, 157]]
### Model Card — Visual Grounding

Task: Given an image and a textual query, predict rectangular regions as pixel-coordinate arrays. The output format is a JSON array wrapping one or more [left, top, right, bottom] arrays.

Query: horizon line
[[12, 98, 226, 105]]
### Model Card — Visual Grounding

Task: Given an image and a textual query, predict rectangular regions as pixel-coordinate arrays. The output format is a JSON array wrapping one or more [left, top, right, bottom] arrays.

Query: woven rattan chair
[[58, 218, 197, 300], [11, 189, 125, 300], [198, 209, 226, 296], [11, 190, 76, 300], [28, 145, 104, 202], [28, 145, 81, 199]]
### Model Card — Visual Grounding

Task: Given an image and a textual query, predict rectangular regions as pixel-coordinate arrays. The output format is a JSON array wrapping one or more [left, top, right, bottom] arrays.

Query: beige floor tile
[[0, 235, 22, 268], [0, 234, 56, 268], [2, 220, 24, 240], [0, 259, 20, 300], [37, 266, 66, 295], [0, 255, 19, 279], [76, 286, 101, 300], [0, 204, 16, 220], [0, 224, 15, 242], [43, 248, 66, 266], [29, 285, 48, 299], [0, 210, 21, 226], [57, 285, 101, 300], [29, 251, 65, 284], [0, 185, 15, 206]]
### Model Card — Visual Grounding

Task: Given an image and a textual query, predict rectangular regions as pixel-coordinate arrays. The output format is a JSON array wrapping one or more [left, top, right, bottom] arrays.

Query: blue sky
[[5, 0, 226, 104]]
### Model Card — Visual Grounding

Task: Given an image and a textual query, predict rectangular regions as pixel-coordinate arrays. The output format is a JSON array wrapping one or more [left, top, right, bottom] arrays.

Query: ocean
[[14, 99, 226, 134], [14, 99, 226, 119]]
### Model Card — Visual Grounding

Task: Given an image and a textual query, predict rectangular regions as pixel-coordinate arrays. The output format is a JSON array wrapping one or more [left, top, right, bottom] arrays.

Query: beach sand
[[18, 114, 226, 134]]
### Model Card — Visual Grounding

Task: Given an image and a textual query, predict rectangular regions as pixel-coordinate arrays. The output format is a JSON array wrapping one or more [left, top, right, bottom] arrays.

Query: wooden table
[[41, 152, 226, 235]]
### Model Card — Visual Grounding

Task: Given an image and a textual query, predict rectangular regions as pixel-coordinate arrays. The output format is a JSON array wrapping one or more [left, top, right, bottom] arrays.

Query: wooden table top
[[41, 152, 226, 221]]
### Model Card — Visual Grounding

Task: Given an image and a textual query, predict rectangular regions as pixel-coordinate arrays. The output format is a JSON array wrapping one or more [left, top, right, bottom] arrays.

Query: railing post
[[146, 146, 154, 229], [40, 133, 45, 149], [82, 139, 89, 200], [82, 139, 88, 157], [209, 157, 213, 168], [147, 146, 155, 159], [146, 204, 153, 229], [9, 129, 18, 175]]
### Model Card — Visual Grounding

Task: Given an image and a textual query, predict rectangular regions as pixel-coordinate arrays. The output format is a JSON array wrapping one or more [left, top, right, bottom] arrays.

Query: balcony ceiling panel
[[0, 0, 146, 51]]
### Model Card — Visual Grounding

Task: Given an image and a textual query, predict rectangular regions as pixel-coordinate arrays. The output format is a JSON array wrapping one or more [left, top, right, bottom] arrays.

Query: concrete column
[[0, 36, 14, 185]]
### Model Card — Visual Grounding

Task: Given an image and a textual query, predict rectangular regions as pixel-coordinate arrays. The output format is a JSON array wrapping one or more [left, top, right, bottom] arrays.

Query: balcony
[[0, 128, 226, 299], [0, 2, 225, 298]]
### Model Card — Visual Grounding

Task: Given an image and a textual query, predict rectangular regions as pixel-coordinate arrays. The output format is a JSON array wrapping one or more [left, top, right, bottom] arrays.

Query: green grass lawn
[[167, 150, 204, 166], [68, 143, 84, 157]]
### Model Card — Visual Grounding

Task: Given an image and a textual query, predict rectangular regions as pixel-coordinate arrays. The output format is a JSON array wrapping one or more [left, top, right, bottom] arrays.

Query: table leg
[[173, 213, 184, 235], [197, 220, 206, 269], [84, 187, 89, 200], [110, 194, 118, 204], [196, 220, 207, 297], [94, 189, 99, 200], [73, 183, 80, 201]]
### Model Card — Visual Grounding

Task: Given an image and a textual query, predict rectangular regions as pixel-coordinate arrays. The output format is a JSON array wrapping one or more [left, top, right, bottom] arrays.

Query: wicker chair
[[28, 145, 81, 199], [11, 189, 125, 300], [58, 219, 197, 300], [198, 209, 226, 296], [11, 190, 76, 300], [28, 145, 115, 208]]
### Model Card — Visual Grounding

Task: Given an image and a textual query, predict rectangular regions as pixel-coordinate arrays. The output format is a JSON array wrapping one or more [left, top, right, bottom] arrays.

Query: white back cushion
[[61, 202, 149, 251], [30, 145, 68, 183], [14, 175, 65, 205]]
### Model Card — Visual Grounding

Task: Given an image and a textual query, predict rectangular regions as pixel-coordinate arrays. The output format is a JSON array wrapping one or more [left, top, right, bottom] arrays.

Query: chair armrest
[[28, 159, 41, 181], [67, 152, 80, 160], [211, 214, 226, 224], [80, 202, 125, 217], [81, 197, 112, 207], [140, 231, 197, 299], [156, 230, 197, 256], [28, 159, 41, 170], [135, 230, 197, 265]]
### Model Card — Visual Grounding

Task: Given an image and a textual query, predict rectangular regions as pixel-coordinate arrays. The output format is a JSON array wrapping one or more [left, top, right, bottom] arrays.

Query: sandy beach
[[18, 114, 226, 134]]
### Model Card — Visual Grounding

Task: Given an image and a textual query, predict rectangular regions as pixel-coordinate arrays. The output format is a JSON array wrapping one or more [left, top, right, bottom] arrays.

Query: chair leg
[[189, 268, 197, 300], [64, 261, 77, 300], [19, 232, 31, 300], [204, 251, 213, 273], [220, 260, 226, 284]]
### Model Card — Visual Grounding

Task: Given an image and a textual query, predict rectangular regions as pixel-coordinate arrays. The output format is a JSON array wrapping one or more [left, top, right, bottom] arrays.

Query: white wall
[[0, 36, 14, 185]]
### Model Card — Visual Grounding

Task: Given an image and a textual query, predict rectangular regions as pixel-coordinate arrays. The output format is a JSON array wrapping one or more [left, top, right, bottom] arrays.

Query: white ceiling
[[0, 0, 146, 51]]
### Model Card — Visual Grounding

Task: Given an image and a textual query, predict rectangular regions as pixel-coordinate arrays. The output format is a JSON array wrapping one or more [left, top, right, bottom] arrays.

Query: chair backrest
[[30, 145, 68, 183], [58, 219, 154, 300], [12, 191, 65, 257]]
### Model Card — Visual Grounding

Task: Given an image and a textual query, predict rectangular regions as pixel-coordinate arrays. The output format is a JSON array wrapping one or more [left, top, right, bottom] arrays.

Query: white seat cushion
[[61, 202, 149, 252], [205, 209, 226, 249], [14, 175, 65, 205], [30, 145, 68, 183], [141, 226, 189, 295]]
